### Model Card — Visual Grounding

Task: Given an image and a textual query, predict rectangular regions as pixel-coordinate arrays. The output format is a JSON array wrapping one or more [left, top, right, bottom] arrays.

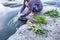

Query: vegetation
[[28, 23, 43, 34], [33, 15, 46, 24], [27, 9, 59, 34], [44, 9, 59, 17]]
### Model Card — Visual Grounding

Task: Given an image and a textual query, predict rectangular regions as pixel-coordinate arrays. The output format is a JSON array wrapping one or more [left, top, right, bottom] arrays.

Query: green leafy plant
[[33, 15, 46, 24], [44, 9, 59, 17], [28, 24, 43, 34]]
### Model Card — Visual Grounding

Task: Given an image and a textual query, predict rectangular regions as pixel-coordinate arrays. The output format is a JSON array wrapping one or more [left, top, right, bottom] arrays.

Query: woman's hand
[[17, 11, 24, 18], [12, 13, 24, 24]]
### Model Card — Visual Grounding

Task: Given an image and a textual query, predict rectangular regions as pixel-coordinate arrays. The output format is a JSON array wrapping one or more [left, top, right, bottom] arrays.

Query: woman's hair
[[26, 0, 29, 2]]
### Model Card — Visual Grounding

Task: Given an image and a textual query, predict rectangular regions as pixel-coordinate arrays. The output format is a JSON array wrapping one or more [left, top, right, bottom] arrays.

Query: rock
[[8, 17, 60, 40], [7, 24, 47, 40], [8, 6, 60, 40]]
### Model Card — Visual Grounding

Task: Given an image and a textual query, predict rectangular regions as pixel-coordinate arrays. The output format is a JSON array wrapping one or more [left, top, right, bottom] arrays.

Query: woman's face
[[25, 1, 29, 7]]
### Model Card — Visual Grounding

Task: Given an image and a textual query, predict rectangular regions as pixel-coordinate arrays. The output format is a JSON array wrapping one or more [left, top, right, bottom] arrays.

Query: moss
[[33, 15, 46, 24], [44, 9, 59, 17]]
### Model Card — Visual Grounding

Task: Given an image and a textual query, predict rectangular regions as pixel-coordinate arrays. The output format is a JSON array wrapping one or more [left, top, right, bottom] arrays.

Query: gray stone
[[8, 6, 60, 40]]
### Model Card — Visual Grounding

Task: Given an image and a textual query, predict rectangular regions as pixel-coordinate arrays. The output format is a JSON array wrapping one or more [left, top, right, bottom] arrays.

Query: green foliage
[[28, 24, 43, 34], [33, 15, 46, 24], [44, 9, 59, 17]]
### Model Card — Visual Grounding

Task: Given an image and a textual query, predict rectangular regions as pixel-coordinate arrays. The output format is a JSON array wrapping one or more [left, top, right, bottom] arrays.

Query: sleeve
[[20, 0, 26, 13], [21, 1, 33, 17]]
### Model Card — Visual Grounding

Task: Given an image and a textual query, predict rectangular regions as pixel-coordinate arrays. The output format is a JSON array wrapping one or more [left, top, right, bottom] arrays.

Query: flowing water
[[0, 0, 60, 40]]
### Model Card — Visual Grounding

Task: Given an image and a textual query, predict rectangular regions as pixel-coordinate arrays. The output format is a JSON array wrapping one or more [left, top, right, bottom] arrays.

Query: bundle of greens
[[44, 9, 59, 17], [28, 24, 43, 34], [33, 15, 46, 24]]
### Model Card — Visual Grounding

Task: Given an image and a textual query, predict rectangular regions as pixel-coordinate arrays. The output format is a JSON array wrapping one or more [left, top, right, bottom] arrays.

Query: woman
[[17, 0, 43, 19]]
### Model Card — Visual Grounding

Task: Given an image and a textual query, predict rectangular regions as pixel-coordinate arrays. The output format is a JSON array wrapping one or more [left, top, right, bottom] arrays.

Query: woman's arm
[[20, 0, 26, 13], [21, 7, 32, 17], [21, 1, 33, 17]]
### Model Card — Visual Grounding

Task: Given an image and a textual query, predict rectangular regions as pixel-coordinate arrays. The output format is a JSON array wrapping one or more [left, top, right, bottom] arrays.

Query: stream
[[0, 0, 60, 40]]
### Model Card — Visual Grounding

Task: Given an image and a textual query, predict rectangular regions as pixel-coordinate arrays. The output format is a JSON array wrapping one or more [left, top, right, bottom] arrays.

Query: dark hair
[[26, 0, 29, 2]]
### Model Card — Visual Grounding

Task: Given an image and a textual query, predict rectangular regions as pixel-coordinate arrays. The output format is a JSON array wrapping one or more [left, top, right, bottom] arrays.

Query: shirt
[[20, 0, 43, 17]]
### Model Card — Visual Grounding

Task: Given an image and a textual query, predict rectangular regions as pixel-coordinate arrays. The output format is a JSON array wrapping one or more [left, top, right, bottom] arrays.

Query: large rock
[[8, 17, 60, 40], [8, 6, 60, 40], [8, 18, 60, 40]]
